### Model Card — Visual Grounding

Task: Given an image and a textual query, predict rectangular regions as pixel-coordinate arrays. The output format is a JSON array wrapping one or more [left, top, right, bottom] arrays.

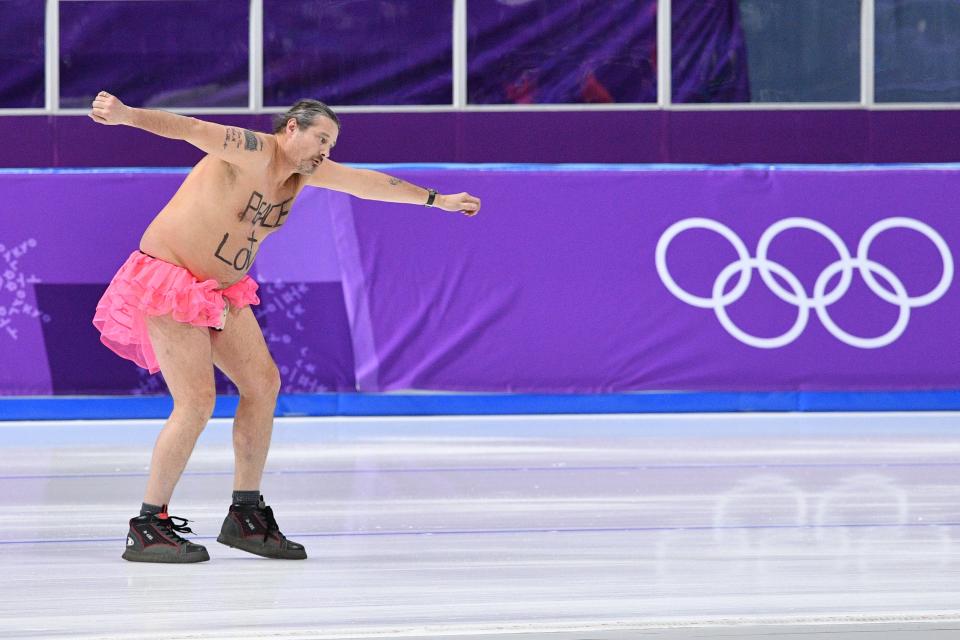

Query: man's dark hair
[[272, 99, 340, 134]]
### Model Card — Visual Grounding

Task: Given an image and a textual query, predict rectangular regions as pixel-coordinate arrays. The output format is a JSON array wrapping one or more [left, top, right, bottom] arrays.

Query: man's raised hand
[[89, 91, 130, 126]]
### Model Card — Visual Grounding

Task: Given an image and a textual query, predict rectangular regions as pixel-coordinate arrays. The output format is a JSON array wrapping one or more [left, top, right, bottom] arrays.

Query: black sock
[[140, 502, 163, 517], [232, 490, 261, 507]]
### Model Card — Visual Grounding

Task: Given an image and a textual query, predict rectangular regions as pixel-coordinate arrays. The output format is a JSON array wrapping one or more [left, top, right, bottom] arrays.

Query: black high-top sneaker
[[122, 507, 209, 563], [217, 497, 306, 559]]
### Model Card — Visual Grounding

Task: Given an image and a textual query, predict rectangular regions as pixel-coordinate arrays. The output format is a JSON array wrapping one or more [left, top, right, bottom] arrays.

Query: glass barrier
[[674, 0, 860, 103], [264, 0, 453, 107], [1, 0, 959, 110], [672, 0, 750, 102], [0, 0, 45, 108], [876, 0, 960, 102], [467, 0, 658, 104], [59, 0, 248, 109]]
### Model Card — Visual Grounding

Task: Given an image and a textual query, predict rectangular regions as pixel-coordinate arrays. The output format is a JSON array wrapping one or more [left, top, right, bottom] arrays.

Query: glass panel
[[673, 0, 859, 103], [876, 0, 960, 102], [0, 0, 45, 108], [263, 0, 452, 107], [468, 0, 657, 105], [59, 0, 248, 109]]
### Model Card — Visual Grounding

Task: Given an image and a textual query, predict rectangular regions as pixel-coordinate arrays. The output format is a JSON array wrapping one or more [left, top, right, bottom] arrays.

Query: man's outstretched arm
[[308, 159, 481, 217], [89, 91, 272, 167]]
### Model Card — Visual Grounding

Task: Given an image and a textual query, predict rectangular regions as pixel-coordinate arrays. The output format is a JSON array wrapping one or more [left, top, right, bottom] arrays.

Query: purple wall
[[3, 110, 960, 167], [340, 166, 960, 393], [4, 166, 958, 395], [1, 175, 355, 396]]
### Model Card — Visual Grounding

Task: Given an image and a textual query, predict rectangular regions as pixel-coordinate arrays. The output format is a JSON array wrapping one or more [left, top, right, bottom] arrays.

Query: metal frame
[[249, 0, 263, 112], [14, 0, 960, 116], [45, 0, 59, 112], [453, 0, 468, 108], [657, 0, 672, 107], [861, 0, 876, 106]]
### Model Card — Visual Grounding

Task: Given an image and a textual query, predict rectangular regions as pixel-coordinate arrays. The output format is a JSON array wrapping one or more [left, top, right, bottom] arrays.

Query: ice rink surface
[[2, 412, 960, 639]]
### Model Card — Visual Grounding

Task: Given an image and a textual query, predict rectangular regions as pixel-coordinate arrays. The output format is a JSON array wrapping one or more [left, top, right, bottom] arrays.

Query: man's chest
[[233, 188, 298, 231], [205, 182, 301, 274], [208, 160, 302, 233]]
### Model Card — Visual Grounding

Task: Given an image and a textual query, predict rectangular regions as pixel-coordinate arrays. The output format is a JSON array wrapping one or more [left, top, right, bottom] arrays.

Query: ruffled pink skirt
[[92, 251, 260, 374]]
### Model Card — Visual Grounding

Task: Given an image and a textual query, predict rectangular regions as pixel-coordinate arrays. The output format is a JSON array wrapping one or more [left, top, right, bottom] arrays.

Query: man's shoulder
[[196, 144, 275, 177], [191, 151, 304, 198]]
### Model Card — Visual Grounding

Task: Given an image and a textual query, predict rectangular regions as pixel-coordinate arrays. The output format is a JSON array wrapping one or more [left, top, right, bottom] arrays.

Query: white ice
[[2, 412, 960, 639]]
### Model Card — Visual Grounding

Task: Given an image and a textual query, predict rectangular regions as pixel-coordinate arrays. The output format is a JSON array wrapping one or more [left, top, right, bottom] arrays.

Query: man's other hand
[[439, 192, 481, 217]]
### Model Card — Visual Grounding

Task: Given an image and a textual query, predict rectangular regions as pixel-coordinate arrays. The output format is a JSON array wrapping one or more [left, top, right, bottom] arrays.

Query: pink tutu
[[92, 250, 260, 374]]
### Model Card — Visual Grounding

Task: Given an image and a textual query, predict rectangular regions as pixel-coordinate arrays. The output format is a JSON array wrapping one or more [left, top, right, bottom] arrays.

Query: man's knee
[[171, 386, 216, 425], [239, 361, 281, 403]]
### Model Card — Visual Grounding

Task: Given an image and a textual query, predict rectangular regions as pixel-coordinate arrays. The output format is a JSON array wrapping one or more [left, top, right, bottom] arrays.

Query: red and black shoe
[[217, 497, 307, 560], [122, 507, 210, 563]]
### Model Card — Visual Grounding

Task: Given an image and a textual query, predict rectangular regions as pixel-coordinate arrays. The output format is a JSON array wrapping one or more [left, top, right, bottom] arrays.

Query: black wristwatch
[[425, 188, 437, 207]]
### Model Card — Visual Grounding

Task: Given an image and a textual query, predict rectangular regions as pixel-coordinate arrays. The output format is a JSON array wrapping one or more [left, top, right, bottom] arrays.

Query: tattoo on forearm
[[223, 127, 262, 152], [388, 177, 405, 186]]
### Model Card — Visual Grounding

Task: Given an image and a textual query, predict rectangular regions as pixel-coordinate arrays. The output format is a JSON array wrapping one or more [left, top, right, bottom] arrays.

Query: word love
[[239, 191, 292, 228], [215, 231, 259, 272]]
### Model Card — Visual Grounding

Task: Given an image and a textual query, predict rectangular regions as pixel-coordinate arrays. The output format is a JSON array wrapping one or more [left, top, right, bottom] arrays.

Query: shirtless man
[[89, 91, 481, 563]]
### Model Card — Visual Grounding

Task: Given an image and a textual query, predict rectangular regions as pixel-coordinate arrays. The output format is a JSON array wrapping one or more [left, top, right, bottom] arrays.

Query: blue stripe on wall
[[1, 391, 959, 421], [5, 163, 960, 175]]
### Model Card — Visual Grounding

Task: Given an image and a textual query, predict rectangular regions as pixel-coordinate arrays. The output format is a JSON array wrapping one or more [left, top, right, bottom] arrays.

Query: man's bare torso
[[140, 153, 305, 288]]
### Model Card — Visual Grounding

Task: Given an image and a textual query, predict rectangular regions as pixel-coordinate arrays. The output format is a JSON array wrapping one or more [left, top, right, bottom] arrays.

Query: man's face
[[290, 116, 339, 175]]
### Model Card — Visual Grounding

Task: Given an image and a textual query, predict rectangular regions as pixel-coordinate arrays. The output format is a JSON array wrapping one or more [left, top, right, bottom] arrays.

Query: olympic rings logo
[[655, 217, 954, 349]]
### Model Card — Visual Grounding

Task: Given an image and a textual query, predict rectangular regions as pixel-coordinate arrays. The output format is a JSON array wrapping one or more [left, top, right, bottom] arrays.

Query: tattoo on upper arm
[[243, 129, 262, 151], [389, 177, 405, 186], [223, 127, 262, 152]]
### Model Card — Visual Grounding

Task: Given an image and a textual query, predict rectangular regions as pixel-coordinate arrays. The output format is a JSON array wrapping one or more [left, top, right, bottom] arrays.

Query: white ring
[[857, 217, 954, 308], [814, 258, 911, 349], [655, 218, 751, 309], [713, 258, 809, 349], [756, 217, 853, 307]]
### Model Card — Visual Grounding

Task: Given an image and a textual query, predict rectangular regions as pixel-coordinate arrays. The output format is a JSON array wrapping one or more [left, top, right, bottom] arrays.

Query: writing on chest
[[238, 191, 292, 228]]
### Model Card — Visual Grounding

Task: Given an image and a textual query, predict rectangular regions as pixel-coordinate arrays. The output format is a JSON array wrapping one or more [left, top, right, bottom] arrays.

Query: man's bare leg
[[142, 315, 216, 506], [211, 305, 281, 492], [122, 314, 214, 563], [210, 305, 304, 559]]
